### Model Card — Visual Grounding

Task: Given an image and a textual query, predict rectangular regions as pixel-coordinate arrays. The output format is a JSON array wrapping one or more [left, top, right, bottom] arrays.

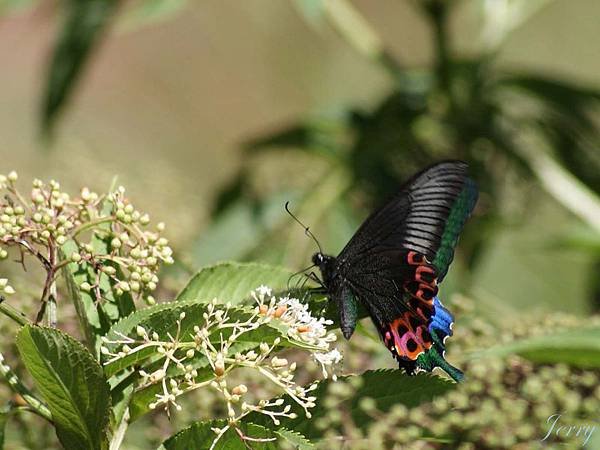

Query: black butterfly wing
[[334, 160, 478, 380]]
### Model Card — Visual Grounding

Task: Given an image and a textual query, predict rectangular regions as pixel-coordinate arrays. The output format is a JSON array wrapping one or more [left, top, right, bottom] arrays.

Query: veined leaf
[[246, 370, 454, 440], [16, 325, 111, 450], [175, 261, 293, 304], [274, 428, 315, 449], [159, 420, 284, 450]]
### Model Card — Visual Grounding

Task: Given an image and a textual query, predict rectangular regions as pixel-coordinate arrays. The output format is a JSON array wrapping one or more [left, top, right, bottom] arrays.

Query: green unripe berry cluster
[[0, 172, 173, 304], [318, 308, 600, 449]]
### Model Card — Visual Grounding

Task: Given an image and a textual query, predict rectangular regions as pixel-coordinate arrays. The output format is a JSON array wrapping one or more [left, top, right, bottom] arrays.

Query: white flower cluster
[[101, 287, 342, 442], [253, 285, 342, 380]]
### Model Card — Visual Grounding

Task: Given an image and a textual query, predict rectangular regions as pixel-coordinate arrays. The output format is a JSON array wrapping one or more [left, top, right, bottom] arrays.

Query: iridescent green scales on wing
[[416, 346, 464, 382], [431, 178, 478, 280]]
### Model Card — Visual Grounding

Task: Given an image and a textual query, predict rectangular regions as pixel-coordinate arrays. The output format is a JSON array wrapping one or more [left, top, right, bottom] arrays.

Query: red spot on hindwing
[[383, 312, 433, 361]]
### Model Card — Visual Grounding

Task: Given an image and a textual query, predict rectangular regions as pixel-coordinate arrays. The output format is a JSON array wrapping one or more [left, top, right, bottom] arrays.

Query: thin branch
[[109, 408, 129, 450], [0, 352, 52, 422], [0, 297, 30, 326]]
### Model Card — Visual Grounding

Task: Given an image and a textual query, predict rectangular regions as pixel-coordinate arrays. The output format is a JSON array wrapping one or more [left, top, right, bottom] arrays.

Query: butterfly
[[306, 161, 478, 382]]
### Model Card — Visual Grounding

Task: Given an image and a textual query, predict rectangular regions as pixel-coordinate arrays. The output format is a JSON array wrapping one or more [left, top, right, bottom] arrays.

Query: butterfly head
[[311, 252, 325, 266], [311, 252, 336, 284]]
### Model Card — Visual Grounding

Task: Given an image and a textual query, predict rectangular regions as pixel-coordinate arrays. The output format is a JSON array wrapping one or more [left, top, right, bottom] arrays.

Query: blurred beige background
[[1, 1, 599, 246]]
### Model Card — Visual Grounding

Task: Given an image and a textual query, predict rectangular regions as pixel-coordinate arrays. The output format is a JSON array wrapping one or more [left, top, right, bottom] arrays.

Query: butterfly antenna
[[284, 201, 323, 254]]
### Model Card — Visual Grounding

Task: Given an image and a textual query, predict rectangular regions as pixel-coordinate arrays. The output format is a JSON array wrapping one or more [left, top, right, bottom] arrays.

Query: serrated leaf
[[159, 420, 281, 450], [274, 428, 314, 449], [176, 261, 293, 304], [246, 370, 454, 440], [474, 327, 600, 368], [42, 0, 119, 135], [16, 325, 110, 450]]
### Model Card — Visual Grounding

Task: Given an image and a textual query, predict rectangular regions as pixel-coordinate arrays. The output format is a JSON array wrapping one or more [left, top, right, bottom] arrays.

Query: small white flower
[[256, 285, 272, 297]]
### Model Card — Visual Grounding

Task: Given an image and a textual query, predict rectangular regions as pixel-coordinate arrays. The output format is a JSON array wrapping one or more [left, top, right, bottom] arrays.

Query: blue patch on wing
[[429, 297, 454, 343]]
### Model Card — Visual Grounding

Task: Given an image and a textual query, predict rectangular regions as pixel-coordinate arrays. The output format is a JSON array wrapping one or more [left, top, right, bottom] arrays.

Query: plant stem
[[47, 280, 57, 328], [109, 408, 129, 450], [36, 244, 57, 326], [0, 297, 30, 326], [0, 352, 52, 422], [72, 216, 115, 237]]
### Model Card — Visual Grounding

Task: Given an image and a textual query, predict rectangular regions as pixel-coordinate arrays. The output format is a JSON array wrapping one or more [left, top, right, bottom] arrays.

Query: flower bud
[[214, 354, 225, 376], [102, 266, 117, 276], [3, 285, 15, 295], [274, 305, 287, 318], [110, 238, 122, 250], [271, 357, 288, 368], [232, 384, 248, 395], [7, 171, 17, 182]]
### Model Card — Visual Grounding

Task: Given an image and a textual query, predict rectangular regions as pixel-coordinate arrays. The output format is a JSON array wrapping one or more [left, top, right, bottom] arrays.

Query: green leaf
[[61, 240, 105, 350], [159, 420, 282, 450], [274, 428, 314, 449], [500, 75, 600, 129], [474, 327, 600, 368], [42, 0, 119, 135], [247, 370, 454, 440], [16, 325, 111, 450], [176, 261, 293, 304], [61, 197, 136, 353]]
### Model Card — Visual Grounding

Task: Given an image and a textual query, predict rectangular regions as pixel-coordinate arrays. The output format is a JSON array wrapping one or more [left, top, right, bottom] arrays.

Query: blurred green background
[[1, 0, 600, 448]]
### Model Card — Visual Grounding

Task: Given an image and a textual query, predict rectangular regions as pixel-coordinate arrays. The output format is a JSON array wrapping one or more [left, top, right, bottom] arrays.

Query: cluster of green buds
[[317, 307, 600, 449], [101, 287, 342, 446], [0, 171, 172, 305]]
